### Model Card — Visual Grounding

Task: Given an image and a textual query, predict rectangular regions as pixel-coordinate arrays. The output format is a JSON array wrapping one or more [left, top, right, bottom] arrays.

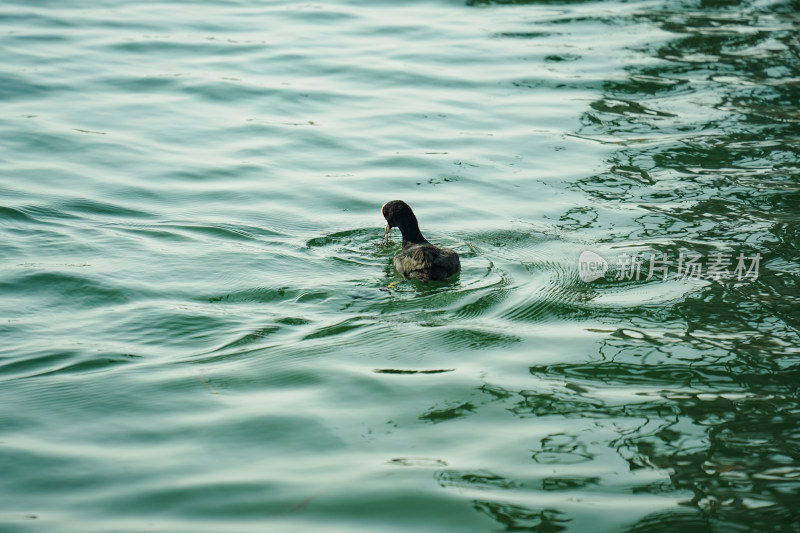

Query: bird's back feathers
[[393, 243, 460, 282]]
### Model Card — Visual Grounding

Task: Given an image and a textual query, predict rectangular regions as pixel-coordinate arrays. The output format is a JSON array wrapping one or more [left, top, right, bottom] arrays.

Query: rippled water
[[2, 0, 799, 531]]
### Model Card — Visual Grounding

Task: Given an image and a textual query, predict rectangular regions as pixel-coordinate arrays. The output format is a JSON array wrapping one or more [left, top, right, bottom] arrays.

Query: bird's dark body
[[394, 243, 460, 282], [381, 200, 460, 282]]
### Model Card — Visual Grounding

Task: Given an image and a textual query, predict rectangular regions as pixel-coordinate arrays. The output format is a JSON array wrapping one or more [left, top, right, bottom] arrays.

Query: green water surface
[[1, 0, 798, 531]]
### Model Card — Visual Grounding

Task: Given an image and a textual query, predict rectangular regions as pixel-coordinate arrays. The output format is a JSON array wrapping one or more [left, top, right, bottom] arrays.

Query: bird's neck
[[398, 218, 427, 247]]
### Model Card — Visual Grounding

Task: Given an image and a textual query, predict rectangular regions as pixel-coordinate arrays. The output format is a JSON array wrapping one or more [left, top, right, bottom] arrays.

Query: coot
[[381, 200, 460, 281]]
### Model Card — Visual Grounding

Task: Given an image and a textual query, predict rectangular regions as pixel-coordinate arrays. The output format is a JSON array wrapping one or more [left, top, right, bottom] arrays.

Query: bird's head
[[381, 200, 425, 245], [381, 200, 413, 231]]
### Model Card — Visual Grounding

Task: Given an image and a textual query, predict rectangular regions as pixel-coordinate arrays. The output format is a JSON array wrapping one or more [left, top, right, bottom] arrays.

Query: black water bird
[[381, 200, 460, 282]]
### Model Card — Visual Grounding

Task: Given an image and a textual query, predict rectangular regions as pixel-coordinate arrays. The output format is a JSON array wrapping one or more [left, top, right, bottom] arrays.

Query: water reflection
[[454, 0, 800, 530], [473, 501, 571, 532], [568, 1, 800, 528]]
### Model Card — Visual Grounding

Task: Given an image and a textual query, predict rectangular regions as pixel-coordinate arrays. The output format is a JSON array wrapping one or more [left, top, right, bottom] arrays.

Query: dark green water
[[1, 0, 799, 531]]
